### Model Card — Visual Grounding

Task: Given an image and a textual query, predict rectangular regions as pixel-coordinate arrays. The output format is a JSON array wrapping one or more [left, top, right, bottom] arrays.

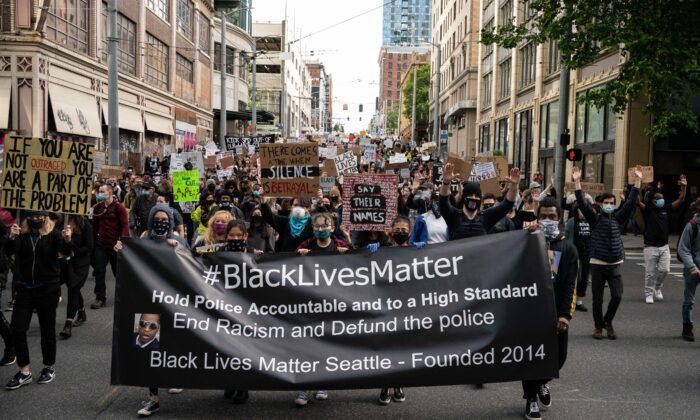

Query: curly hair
[[202, 210, 234, 245]]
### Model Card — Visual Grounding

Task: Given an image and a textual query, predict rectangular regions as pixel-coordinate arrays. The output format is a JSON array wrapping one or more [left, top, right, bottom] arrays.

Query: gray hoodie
[[677, 214, 700, 272], [143, 204, 189, 247]]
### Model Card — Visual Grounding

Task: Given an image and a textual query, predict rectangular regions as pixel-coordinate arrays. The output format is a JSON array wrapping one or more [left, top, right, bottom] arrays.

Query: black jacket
[[546, 233, 579, 320], [261, 203, 314, 253], [6, 221, 73, 288]]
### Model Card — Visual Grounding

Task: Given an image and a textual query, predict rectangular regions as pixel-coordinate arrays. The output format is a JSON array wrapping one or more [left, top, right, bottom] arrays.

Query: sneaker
[[537, 384, 551, 408], [378, 388, 391, 405], [392, 387, 405, 402], [314, 390, 328, 400], [6, 371, 32, 390], [294, 391, 310, 406], [0, 351, 16, 366], [167, 388, 183, 394], [682, 324, 695, 342], [137, 399, 160, 416], [606, 323, 617, 340], [645, 295, 654, 304], [37, 367, 55, 384], [525, 398, 541, 419], [654, 289, 663, 301], [231, 389, 249, 404], [593, 328, 603, 339], [90, 299, 105, 309], [575, 302, 588, 312]]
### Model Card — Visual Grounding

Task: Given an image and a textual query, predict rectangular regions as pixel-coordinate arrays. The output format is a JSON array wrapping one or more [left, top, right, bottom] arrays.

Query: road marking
[[634, 263, 685, 279]]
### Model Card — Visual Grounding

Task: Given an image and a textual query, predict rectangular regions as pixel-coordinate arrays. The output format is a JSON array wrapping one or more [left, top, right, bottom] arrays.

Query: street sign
[[440, 130, 448, 144]]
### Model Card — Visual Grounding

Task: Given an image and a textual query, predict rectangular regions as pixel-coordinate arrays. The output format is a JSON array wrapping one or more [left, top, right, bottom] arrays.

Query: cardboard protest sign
[[386, 153, 410, 170], [362, 144, 377, 165], [1, 136, 94, 215], [476, 156, 509, 180], [259, 142, 319, 197], [448, 154, 473, 181], [100, 165, 123, 179], [341, 173, 398, 232], [323, 159, 338, 177], [219, 155, 235, 169], [223, 136, 274, 152], [319, 146, 337, 160], [172, 171, 200, 203], [471, 162, 501, 196], [333, 151, 358, 175], [628, 166, 653, 184], [565, 182, 605, 197], [204, 156, 217, 169], [320, 176, 336, 195]]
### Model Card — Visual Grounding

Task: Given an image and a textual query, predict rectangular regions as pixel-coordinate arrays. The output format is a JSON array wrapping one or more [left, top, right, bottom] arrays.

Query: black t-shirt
[[643, 203, 672, 247], [309, 239, 337, 253]]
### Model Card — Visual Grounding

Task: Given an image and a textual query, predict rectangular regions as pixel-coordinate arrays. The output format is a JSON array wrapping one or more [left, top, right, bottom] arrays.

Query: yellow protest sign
[[172, 170, 200, 203]]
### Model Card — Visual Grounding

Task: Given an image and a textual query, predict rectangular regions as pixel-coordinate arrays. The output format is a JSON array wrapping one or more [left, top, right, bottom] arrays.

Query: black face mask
[[464, 198, 481, 212], [413, 198, 428, 213], [151, 220, 170, 236], [28, 219, 43, 230], [220, 202, 231, 209], [393, 232, 409, 245], [330, 196, 339, 203], [227, 240, 247, 252], [251, 215, 264, 225], [482, 204, 495, 210], [204, 200, 215, 207]]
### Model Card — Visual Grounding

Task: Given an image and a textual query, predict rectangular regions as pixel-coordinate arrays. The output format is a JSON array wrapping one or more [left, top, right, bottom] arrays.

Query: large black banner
[[111, 231, 558, 390], [223, 136, 275, 151]]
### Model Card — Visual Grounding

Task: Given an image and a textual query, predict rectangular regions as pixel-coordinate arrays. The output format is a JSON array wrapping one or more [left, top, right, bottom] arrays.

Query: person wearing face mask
[[410, 184, 448, 247], [156, 195, 185, 238], [246, 207, 275, 254], [328, 187, 342, 211], [485, 194, 516, 234], [565, 194, 594, 312], [521, 197, 577, 420], [239, 184, 263, 221], [573, 166, 641, 340], [124, 176, 142, 211], [261, 196, 314, 253], [130, 181, 159, 237], [4, 211, 72, 390], [439, 163, 521, 240], [637, 175, 687, 304], [58, 215, 93, 340], [212, 190, 245, 221], [113, 204, 188, 416], [193, 211, 234, 253], [191, 193, 219, 241]]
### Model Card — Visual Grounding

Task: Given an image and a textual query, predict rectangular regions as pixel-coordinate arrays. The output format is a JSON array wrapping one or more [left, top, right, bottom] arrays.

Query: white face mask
[[539, 220, 560, 239], [291, 206, 306, 219], [602, 204, 615, 214]]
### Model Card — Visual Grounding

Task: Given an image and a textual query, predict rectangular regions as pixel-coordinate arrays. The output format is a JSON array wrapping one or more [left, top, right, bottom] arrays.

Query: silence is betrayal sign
[[341, 173, 398, 232], [111, 231, 558, 390], [259, 142, 319, 197], [2, 136, 94, 215]]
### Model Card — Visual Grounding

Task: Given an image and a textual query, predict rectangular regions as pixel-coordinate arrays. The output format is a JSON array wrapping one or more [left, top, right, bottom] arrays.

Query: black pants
[[0, 310, 12, 354], [93, 242, 117, 302], [182, 213, 194, 245], [591, 264, 624, 329], [576, 256, 591, 297], [521, 330, 568, 399], [66, 266, 89, 320], [11, 284, 60, 367]]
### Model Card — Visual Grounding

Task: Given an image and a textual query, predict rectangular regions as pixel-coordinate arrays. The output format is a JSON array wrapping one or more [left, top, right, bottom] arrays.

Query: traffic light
[[359, 104, 363, 112], [566, 148, 582, 162], [559, 132, 571, 147]]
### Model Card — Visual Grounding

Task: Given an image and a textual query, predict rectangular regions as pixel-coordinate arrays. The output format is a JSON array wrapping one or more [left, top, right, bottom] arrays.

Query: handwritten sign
[[320, 176, 336, 195], [100, 165, 123, 180], [204, 156, 217, 169], [565, 182, 605, 197], [170, 152, 204, 174], [223, 136, 274, 152], [628, 166, 653, 184], [259, 142, 319, 197], [219, 155, 234, 169], [333, 151, 358, 176], [386, 153, 410, 170], [362, 144, 377, 165], [341, 173, 398, 232], [93, 151, 105, 175], [172, 171, 200, 203], [216, 169, 233, 179], [1, 136, 94, 215], [319, 146, 337, 160]]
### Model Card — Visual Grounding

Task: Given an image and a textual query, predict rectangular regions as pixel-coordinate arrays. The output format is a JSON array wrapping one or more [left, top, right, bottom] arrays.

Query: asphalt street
[[1, 250, 699, 419]]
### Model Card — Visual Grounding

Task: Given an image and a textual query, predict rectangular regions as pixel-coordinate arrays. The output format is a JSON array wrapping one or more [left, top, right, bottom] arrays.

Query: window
[[539, 101, 559, 148], [101, 5, 137, 75], [499, 0, 513, 27], [198, 13, 210, 54], [176, 54, 193, 83], [499, 58, 511, 99], [514, 109, 532, 177], [176, 0, 193, 39], [495, 118, 508, 154], [522, 0, 536, 22], [519, 42, 535, 88], [147, 0, 169, 21], [213, 43, 235, 75], [256, 64, 281, 74], [145, 33, 169, 90], [46, 0, 89, 54], [479, 124, 491, 153], [547, 41, 560, 74], [239, 52, 248, 81], [482, 20, 494, 58], [482, 72, 492, 107], [575, 88, 617, 144]]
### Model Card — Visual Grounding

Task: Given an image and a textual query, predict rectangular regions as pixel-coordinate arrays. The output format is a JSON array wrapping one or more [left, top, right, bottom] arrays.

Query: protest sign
[[400, 167, 410, 180], [93, 151, 106, 175], [341, 173, 398, 231], [565, 182, 605, 197], [100, 165, 123, 180], [384, 138, 394, 149], [172, 171, 200, 203], [204, 156, 217, 169], [320, 176, 336, 195], [448, 154, 473, 181], [360, 137, 371, 146], [333, 151, 358, 176], [323, 159, 338, 177], [170, 152, 204, 174], [319, 146, 337, 160], [628, 166, 653, 184], [421, 141, 437, 152], [432, 164, 444, 187], [216, 169, 233, 179], [362, 144, 377, 165], [219, 155, 235, 169], [1, 136, 94, 215], [386, 153, 409, 170], [111, 231, 558, 390], [259, 142, 319, 197], [204, 142, 218, 157], [223, 136, 275, 152], [471, 162, 501, 196], [476, 156, 509, 180]]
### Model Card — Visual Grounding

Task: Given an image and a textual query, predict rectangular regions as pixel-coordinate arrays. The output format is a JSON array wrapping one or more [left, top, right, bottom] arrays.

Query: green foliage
[[402, 65, 431, 125], [386, 107, 399, 131], [481, 0, 700, 138], [333, 123, 345, 133]]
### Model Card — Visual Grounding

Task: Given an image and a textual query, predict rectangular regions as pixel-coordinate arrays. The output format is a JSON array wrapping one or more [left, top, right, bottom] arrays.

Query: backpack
[[676, 219, 698, 262]]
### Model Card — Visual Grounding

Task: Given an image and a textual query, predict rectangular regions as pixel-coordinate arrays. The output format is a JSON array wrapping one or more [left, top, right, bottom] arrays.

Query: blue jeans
[[93, 242, 117, 302], [683, 269, 700, 325]]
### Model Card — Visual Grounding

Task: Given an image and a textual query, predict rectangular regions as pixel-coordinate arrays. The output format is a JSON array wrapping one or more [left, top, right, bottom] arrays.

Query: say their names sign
[[259, 142, 319, 197], [341, 173, 398, 231], [2, 136, 94, 215]]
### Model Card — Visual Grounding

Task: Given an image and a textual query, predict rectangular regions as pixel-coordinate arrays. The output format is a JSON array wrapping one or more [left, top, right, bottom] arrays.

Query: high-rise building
[[306, 60, 331, 133], [383, 0, 432, 46]]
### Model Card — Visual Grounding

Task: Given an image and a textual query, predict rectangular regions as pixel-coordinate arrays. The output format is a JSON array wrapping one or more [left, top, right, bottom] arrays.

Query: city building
[[428, 0, 480, 157], [306, 60, 331, 133], [252, 21, 312, 138], [399, 52, 430, 142], [0, 0, 216, 171], [475, 0, 653, 193]]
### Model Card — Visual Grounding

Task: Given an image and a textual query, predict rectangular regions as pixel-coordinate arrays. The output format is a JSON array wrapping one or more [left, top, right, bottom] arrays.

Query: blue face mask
[[142, 190, 150, 197], [314, 229, 332, 241], [96, 193, 107, 202], [656, 199, 665, 208], [602, 204, 615, 214]]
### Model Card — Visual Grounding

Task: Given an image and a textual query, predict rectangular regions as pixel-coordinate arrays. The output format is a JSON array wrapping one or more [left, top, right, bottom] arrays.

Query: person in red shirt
[[90, 184, 129, 309]]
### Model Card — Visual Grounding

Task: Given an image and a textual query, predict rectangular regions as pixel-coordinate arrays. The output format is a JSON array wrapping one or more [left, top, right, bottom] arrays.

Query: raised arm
[[572, 166, 597, 225], [672, 174, 688, 210], [614, 166, 642, 224]]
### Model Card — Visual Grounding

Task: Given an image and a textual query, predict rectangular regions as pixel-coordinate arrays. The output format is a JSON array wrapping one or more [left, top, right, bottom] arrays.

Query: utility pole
[[432, 45, 442, 160], [554, 9, 572, 197], [411, 64, 417, 145], [396, 92, 401, 138], [107, 0, 119, 166], [219, 10, 227, 148], [251, 36, 257, 136]]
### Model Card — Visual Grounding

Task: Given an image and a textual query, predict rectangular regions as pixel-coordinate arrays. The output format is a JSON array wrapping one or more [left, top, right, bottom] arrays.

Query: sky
[[252, 0, 383, 133]]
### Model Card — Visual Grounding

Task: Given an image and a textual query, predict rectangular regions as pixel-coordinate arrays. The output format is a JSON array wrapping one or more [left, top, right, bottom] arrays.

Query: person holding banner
[[247, 207, 276, 254], [211, 191, 245, 221], [191, 192, 218, 240], [192, 211, 234, 253], [131, 182, 159, 237], [58, 215, 94, 339], [5, 211, 73, 390], [521, 197, 578, 420], [410, 183, 448, 246]]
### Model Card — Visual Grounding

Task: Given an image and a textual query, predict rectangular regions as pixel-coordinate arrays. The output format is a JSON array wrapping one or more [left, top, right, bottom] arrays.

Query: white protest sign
[[362, 144, 377, 165], [93, 151, 105, 174], [217, 169, 233, 179], [333, 151, 358, 175], [320, 176, 335, 195], [204, 142, 218, 157], [319, 146, 338, 159], [384, 139, 394, 149], [472, 162, 498, 181], [389, 153, 408, 164], [400, 168, 410, 179]]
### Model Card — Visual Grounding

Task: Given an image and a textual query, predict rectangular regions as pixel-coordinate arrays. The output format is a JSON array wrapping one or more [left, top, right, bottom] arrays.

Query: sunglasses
[[139, 320, 159, 330]]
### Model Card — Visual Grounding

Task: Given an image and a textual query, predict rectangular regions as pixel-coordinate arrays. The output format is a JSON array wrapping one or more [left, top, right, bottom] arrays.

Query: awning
[[213, 109, 276, 123], [48, 84, 101, 137], [0, 77, 10, 129], [145, 113, 174, 135], [102, 100, 144, 133]]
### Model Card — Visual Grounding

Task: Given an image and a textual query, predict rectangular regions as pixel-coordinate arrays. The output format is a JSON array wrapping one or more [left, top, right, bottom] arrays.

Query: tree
[[402, 65, 431, 126], [333, 123, 345, 133], [386, 107, 399, 132], [481, 0, 700, 138]]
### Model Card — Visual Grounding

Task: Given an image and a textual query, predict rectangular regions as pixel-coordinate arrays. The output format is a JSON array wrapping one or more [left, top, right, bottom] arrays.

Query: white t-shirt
[[423, 211, 449, 244]]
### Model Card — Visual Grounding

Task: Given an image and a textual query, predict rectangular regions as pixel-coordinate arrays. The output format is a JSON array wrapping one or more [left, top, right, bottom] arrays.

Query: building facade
[[476, 0, 651, 193], [0, 0, 216, 171], [428, 0, 480, 157], [383, 0, 432, 46], [306, 60, 331, 133]]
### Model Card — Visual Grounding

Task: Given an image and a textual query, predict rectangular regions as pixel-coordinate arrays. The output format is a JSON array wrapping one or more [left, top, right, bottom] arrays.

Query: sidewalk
[[622, 233, 679, 251]]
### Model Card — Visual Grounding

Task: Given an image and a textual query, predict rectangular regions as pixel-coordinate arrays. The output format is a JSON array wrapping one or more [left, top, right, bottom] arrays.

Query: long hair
[[203, 210, 234, 245], [66, 215, 85, 235]]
